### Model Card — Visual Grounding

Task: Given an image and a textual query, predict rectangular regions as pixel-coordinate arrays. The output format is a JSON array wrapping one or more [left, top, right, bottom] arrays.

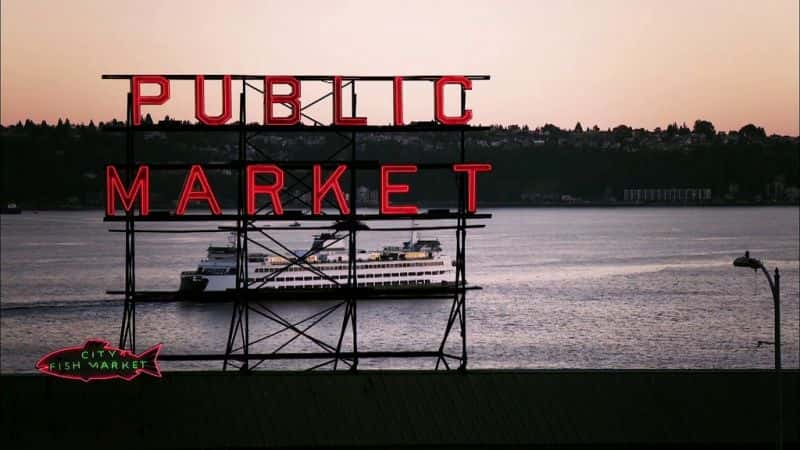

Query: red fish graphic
[[36, 339, 162, 382]]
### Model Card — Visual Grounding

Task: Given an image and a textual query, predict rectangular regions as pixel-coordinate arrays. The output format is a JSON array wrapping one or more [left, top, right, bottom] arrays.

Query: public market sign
[[103, 74, 492, 217]]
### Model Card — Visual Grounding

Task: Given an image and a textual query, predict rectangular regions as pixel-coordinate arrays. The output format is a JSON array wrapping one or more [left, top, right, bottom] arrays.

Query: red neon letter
[[453, 163, 492, 213], [132, 76, 170, 126], [393, 76, 404, 126], [312, 165, 350, 215], [333, 76, 367, 126], [106, 165, 150, 216], [380, 165, 418, 215], [264, 76, 301, 125], [176, 165, 222, 215], [434, 76, 473, 125], [195, 75, 232, 125], [247, 164, 284, 215]]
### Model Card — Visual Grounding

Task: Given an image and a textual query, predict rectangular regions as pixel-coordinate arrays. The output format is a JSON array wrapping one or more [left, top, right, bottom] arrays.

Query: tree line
[[1, 120, 797, 208]]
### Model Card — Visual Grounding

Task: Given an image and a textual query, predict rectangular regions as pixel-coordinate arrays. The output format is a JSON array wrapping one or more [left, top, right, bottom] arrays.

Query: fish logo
[[36, 339, 162, 382]]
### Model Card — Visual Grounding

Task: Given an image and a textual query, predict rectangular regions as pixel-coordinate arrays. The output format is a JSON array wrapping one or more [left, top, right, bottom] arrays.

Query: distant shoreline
[[5, 201, 798, 213]]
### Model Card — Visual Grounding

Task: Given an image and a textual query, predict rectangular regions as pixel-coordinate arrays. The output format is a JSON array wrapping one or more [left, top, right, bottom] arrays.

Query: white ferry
[[179, 232, 453, 292]]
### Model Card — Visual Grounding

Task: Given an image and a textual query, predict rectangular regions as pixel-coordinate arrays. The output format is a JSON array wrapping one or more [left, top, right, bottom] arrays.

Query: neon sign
[[105, 74, 492, 217], [128, 74, 474, 126], [36, 340, 162, 382], [106, 163, 492, 216]]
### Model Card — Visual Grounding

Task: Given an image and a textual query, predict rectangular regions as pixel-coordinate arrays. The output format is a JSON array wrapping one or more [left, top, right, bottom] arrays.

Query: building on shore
[[624, 188, 712, 202]]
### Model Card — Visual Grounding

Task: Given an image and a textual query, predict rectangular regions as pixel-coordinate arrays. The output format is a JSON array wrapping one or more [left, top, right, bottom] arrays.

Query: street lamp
[[733, 250, 781, 449]]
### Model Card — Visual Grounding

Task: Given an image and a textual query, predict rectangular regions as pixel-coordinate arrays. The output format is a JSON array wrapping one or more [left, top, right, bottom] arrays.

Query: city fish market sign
[[103, 74, 492, 217], [36, 340, 162, 382]]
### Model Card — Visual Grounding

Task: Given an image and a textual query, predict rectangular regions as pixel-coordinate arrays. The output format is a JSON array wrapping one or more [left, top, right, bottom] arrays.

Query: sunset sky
[[2, 0, 798, 135]]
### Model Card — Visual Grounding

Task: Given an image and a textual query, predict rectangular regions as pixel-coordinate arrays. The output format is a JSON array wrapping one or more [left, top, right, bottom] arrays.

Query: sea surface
[[1, 207, 798, 372]]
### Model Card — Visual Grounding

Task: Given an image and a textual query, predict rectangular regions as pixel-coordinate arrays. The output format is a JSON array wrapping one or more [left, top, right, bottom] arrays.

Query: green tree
[[739, 123, 766, 139], [612, 124, 632, 139], [693, 119, 715, 138]]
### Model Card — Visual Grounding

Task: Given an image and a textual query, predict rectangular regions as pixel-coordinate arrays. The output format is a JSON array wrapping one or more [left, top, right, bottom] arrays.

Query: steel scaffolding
[[103, 74, 491, 371]]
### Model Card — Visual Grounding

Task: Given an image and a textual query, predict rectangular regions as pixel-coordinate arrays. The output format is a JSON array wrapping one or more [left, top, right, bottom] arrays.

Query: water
[[2, 207, 798, 372]]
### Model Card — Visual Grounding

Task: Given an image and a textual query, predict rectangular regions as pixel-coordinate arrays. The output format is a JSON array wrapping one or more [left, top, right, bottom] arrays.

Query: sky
[[1, 0, 798, 135]]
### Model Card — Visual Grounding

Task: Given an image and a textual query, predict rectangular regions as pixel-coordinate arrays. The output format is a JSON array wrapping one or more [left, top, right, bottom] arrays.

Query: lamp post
[[733, 251, 781, 449]]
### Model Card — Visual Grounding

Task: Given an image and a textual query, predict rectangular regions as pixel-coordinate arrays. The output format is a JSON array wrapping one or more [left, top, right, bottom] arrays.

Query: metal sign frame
[[102, 75, 491, 371]]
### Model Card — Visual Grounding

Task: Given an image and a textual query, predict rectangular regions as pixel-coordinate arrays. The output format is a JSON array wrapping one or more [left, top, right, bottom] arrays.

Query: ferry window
[[303, 276, 311, 281], [425, 271, 431, 275]]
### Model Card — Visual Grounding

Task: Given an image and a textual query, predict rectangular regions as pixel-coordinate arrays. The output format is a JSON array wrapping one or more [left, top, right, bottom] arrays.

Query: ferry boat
[[179, 232, 453, 293]]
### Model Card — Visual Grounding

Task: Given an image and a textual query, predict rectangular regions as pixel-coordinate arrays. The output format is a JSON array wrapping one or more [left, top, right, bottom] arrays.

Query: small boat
[[0, 203, 21, 214]]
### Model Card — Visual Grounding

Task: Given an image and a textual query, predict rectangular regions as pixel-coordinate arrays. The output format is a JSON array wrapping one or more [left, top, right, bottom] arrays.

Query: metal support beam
[[109, 76, 488, 371]]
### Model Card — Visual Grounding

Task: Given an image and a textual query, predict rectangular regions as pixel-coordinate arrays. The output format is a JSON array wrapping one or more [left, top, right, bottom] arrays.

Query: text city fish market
[[46, 350, 147, 372]]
